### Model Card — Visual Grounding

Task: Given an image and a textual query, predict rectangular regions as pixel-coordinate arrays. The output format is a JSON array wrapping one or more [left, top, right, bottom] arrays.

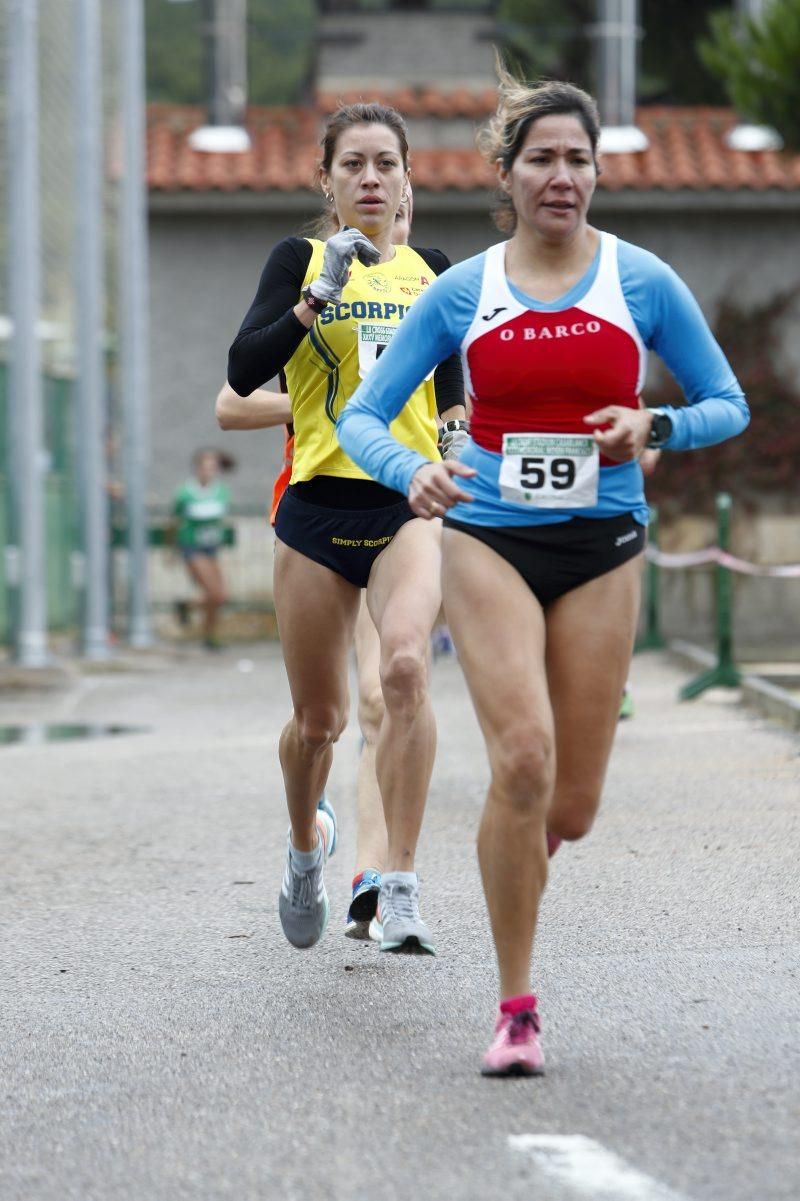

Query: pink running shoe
[[481, 995, 545, 1077]]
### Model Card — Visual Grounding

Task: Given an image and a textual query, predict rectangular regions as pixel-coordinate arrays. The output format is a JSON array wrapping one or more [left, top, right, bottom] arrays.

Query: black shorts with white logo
[[443, 513, 646, 607], [275, 486, 414, 589]]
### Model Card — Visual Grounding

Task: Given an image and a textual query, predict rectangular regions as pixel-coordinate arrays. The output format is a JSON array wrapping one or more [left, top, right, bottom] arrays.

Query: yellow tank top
[[286, 240, 441, 484]]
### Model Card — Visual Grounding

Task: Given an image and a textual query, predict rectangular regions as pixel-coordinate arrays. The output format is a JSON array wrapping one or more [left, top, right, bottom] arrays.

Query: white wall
[[149, 199, 800, 508]]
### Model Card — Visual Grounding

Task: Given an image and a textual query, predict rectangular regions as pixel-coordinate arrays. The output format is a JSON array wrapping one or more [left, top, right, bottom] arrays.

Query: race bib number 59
[[498, 433, 599, 509]]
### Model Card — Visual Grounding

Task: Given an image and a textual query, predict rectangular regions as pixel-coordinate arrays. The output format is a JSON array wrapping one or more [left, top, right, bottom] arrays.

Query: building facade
[[144, 6, 800, 643]]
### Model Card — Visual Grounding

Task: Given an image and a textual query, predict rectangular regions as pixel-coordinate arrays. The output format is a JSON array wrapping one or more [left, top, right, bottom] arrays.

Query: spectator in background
[[173, 448, 236, 651]]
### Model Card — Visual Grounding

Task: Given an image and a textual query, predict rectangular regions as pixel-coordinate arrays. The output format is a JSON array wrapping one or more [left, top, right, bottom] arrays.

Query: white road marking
[[509, 1135, 692, 1201]]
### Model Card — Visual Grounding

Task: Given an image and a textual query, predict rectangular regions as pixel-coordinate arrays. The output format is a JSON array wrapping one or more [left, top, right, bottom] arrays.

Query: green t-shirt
[[173, 479, 230, 550]]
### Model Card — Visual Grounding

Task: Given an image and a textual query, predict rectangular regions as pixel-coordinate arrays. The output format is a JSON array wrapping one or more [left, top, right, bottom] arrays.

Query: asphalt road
[[2, 644, 798, 1201]]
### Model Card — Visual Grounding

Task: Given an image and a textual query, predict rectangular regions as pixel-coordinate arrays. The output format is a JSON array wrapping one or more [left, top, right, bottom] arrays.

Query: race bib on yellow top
[[499, 433, 599, 508], [357, 319, 434, 382], [357, 320, 395, 379]]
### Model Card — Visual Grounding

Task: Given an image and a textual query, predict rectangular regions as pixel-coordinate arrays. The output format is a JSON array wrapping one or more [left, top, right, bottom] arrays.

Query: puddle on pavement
[[0, 723, 149, 746]]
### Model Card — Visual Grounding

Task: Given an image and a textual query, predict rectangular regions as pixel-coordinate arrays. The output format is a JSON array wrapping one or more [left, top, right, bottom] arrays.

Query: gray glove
[[308, 226, 381, 304], [440, 422, 470, 461]]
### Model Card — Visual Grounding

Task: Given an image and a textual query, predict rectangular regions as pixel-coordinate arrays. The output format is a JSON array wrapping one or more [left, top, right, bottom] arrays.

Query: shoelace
[[289, 865, 316, 910], [382, 882, 418, 923], [507, 1011, 541, 1043]]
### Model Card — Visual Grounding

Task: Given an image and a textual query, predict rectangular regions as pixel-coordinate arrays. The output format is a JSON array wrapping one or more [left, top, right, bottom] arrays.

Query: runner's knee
[[293, 703, 347, 752], [490, 732, 554, 812], [548, 788, 601, 841], [380, 646, 427, 713], [357, 684, 384, 746]]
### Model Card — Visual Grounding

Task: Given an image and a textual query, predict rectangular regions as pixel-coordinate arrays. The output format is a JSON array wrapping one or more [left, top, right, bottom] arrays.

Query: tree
[[144, 0, 315, 105], [698, 0, 800, 149], [497, 0, 727, 104], [639, 0, 726, 104], [497, 0, 594, 88]]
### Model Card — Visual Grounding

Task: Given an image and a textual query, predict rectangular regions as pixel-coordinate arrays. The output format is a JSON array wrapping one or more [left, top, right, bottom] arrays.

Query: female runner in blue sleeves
[[338, 66, 749, 1077]]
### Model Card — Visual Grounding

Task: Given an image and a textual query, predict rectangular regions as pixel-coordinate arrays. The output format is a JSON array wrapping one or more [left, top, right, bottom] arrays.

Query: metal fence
[[1, 0, 149, 659], [0, 363, 80, 643]]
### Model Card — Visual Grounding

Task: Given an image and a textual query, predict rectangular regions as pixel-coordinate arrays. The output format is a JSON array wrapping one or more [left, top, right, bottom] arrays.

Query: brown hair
[[192, 448, 237, 473], [478, 55, 601, 232], [307, 102, 410, 236], [320, 101, 409, 173]]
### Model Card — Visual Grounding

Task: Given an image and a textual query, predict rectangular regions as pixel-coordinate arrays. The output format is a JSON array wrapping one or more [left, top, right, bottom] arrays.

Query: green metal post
[[680, 492, 741, 700], [636, 504, 666, 651]]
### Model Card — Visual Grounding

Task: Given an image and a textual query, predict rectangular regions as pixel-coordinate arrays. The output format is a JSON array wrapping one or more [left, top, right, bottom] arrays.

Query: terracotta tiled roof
[[147, 101, 800, 195], [315, 86, 500, 119]]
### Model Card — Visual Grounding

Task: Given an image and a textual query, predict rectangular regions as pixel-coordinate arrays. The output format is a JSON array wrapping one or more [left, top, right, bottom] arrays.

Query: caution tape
[[645, 547, 718, 569], [646, 545, 800, 578], [717, 551, 800, 578]]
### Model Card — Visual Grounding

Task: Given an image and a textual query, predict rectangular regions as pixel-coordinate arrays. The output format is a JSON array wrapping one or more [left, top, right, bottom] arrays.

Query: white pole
[[119, 0, 152, 648], [596, 0, 638, 127], [7, 0, 48, 666], [594, 0, 648, 153], [211, 0, 248, 128], [74, 0, 110, 659]]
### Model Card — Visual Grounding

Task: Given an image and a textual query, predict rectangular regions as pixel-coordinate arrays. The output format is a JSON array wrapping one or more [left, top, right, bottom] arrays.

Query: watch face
[[649, 412, 671, 447]]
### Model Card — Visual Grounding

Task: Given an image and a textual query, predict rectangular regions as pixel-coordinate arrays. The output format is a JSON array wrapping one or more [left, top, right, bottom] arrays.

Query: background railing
[[639, 493, 800, 699], [4, 405, 800, 666], [0, 363, 80, 644]]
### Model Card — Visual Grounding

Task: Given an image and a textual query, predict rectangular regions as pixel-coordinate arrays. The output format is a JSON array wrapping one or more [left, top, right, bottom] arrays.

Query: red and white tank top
[[462, 233, 647, 458]]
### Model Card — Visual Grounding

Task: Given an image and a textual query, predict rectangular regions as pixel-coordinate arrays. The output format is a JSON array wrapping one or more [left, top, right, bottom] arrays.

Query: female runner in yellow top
[[227, 104, 466, 956], [217, 194, 424, 940]]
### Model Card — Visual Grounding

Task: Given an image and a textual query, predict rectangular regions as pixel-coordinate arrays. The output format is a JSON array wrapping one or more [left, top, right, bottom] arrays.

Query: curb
[[668, 639, 800, 733], [0, 644, 182, 692]]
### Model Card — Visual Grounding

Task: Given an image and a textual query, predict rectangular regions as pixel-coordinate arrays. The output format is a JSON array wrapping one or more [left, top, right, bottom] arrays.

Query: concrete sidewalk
[[2, 644, 799, 1201]]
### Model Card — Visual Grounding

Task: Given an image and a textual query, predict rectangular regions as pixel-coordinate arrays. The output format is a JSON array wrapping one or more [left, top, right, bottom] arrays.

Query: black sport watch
[[646, 408, 673, 450], [441, 419, 470, 435], [302, 286, 329, 314]]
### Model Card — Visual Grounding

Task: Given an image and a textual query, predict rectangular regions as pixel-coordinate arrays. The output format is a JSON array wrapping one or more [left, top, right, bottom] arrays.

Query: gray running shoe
[[279, 850, 329, 949], [375, 875, 435, 955], [278, 803, 336, 949]]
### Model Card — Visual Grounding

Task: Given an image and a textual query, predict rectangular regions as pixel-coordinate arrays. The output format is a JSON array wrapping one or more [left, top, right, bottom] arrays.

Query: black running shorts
[[442, 513, 646, 607], [275, 487, 415, 588]]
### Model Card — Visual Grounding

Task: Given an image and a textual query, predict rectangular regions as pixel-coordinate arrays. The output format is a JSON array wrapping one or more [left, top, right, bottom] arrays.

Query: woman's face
[[195, 452, 219, 485], [498, 113, 597, 243], [321, 123, 408, 238]]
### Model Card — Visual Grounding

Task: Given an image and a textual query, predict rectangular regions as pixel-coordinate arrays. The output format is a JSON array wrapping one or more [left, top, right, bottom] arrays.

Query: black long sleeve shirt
[[227, 237, 464, 414]]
